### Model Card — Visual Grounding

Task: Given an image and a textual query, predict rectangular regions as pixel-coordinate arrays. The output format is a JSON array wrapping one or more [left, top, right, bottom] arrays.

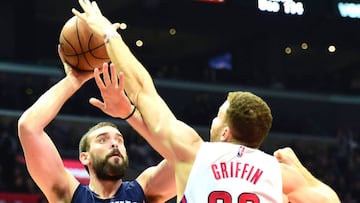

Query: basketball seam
[[60, 34, 80, 68], [75, 17, 91, 69], [62, 44, 109, 57], [76, 18, 109, 69]]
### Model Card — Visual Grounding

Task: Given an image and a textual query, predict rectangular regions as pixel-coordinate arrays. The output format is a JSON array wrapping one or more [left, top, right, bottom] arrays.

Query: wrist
[[64, 75, 83, 91], [104, 31, 121, 44], [120, 105, 136, 120]]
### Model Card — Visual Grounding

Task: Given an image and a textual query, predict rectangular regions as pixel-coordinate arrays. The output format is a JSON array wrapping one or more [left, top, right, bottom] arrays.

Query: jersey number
[[208, 191, 260, 203]]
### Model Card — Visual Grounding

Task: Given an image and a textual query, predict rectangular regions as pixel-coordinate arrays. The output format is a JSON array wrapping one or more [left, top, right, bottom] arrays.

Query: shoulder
[[136, 160, 176, 201], [117, 180, 145, 198]]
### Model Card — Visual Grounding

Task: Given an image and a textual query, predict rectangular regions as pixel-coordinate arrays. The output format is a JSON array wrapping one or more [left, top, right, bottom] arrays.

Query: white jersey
[[181, 142, 283, 203]]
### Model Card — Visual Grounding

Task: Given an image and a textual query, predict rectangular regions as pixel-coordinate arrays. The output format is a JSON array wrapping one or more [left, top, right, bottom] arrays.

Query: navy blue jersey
[[71, 180, 145, 203]]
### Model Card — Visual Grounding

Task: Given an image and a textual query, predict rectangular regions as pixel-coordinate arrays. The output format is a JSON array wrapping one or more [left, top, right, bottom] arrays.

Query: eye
[[98, 137, 107, 144]]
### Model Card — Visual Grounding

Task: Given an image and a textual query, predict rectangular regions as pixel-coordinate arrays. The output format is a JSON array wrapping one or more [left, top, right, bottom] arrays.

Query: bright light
[[258, 0, 304, 15], [301, 42, 308, 50], [258, 0, 280, 12], [328, 45, 336, 53], [119, 23, 127, 30], [136, 40, 144, 47], [285, 47, 292, 54], [169, 28, 177, 36], [338, 2, 360, 19], [284, 1, 304, 15]]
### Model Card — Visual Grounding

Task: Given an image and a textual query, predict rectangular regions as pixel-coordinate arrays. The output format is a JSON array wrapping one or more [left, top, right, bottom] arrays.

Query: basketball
[[59, 16, 110, 71]]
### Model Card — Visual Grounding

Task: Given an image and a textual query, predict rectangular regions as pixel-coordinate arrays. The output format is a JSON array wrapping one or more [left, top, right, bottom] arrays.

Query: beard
[[91, 149, 129, 181]]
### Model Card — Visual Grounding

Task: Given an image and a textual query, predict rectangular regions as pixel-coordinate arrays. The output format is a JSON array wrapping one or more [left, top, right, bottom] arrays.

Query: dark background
[[2, 0, 360, 95], [2, 0, 360, 135]]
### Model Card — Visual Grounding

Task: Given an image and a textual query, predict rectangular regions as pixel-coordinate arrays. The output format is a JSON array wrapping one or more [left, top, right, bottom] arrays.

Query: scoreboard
[[240, 0, 360, 19], [258, 0, 304, 15], [337, 1, 360, 18]]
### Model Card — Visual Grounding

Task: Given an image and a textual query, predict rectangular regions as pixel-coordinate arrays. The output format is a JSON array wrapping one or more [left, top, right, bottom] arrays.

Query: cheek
[[91, 145, 105, 155]]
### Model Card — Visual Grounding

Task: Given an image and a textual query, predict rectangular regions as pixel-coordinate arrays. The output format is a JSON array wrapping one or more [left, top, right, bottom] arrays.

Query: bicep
[[287, 187, 333, 203], [280, 163, 307, 194], [280, 163, 340, 203], [137, 160, 176, 202]]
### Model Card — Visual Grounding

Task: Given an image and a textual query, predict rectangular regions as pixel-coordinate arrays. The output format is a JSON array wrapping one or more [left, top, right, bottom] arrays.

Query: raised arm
[[73, 0, 202, 163], [274, 147, 341, 203], [17, 46, 93, 202]]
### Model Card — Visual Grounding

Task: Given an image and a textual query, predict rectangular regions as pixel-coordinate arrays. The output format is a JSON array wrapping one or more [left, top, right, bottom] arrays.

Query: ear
[[220, 127, 230, 142], [79, 152, 89, 165]]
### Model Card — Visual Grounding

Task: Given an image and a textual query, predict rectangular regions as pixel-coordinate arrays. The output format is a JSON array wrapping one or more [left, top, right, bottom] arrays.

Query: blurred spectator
[[0, 121, 18, 190]]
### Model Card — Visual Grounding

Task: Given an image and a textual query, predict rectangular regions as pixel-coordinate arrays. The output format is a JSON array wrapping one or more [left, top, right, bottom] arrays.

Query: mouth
[[107, 149, 122, 159], [110, 154, 121, 158]]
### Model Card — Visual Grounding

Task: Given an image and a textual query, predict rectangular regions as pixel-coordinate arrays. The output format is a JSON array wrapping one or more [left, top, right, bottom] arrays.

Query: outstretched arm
[[274, 147, 341, 203], [73, 0, 202, 163], [17, 46, 93, 202]]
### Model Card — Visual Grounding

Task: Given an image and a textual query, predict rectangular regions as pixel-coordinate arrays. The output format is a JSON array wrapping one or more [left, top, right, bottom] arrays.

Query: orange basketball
[[59, 16, 110, 71]]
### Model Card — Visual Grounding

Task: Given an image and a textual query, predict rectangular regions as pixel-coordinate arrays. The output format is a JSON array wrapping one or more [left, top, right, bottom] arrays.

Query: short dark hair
[[225, 92, 272, 148], [79, 122, 119, 154]]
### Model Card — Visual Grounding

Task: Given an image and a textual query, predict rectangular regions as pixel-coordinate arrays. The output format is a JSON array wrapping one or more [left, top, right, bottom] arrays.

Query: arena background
[[0, 0, 359, 202]]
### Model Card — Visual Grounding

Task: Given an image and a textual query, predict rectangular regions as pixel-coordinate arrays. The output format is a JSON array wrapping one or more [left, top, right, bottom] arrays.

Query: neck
[[88, 176, 123, 199]]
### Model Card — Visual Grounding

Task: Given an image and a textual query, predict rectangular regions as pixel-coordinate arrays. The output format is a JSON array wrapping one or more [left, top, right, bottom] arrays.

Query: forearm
[[104, 34, 176, 148], [104, 34, 155, 106], [126, 108, 173, 159], [18, 76, 81, 133], [17, 75, 83, 202]]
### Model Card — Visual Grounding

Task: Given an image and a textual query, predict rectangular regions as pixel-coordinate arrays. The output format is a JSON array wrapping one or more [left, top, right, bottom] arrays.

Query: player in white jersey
[[74, 1, 340, 202], [183, 143, 282, 203]]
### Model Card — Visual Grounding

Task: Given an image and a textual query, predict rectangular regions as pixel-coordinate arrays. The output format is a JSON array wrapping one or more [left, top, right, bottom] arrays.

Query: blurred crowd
[[0, 117, 359, 202]]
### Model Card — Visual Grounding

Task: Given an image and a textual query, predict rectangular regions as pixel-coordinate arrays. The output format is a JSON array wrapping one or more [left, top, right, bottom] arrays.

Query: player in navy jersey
[[17, 46, 176, 203], [73, 0, 340, 202]]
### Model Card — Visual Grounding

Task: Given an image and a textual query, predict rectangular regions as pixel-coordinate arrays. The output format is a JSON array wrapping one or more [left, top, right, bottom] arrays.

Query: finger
[[89, 98, 105, 110], [72, 9, 86, 22], [58, 45, 72, 70], [109, 63, 118, 88], [57, 45, 65, 63], [77, 0, 87, 12], [102, 62, 111, 85], [93, 68, 105, 89], [81, 0, 91, 8], [273, 149, 285, 163], [91, 1, 103, 15], [113, 23, 121, 31]]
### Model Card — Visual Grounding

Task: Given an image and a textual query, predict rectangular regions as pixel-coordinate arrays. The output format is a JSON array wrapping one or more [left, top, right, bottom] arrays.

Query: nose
[[111, 142, 118, 148]]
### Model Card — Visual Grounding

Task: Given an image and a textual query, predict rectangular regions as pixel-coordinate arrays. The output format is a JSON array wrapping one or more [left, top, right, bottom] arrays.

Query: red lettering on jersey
[[211, 161, 263, 185], [211, 164, 221, 180], [250, 168, 263, 184], [235, 162, 241, 177], [220, 162, 229, 178], [241, 163, 249, 179]]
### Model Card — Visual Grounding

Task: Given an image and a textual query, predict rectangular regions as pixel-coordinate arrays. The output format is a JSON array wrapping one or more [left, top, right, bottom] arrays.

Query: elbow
[[17, 111, 36, 138], [17, 113, 28, 138]]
